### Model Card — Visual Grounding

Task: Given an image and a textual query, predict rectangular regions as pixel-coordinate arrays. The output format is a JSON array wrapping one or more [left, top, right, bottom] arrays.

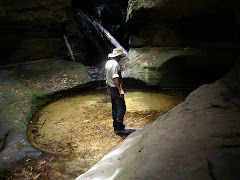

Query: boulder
[[76, 60, 240, 180]]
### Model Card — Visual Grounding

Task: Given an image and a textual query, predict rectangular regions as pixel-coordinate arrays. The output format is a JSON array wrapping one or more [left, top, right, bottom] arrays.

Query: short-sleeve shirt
[[105, 59, 121, 87]]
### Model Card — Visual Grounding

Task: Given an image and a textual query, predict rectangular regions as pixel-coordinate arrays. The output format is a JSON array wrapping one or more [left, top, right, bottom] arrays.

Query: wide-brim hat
[[108, 48, 126, 58]]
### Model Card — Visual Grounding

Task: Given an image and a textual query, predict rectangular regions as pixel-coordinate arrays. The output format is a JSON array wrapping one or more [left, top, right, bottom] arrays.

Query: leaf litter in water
[[22, 88, 188, 179], [28, 88, 187, 160]]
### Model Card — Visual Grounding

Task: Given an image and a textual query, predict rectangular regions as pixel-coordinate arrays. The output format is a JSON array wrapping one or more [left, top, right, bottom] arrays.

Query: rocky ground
[[77, 61, 240, 179], [0, 59, 90, 171], [0, 58, 239, 179], [0, 58, 188, 179]]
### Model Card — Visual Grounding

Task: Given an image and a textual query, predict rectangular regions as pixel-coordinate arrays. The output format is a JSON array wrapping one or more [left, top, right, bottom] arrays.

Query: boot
[[113, 120, 117, 131], [116, 122, 132, 135], [113, 121, 125, 132]]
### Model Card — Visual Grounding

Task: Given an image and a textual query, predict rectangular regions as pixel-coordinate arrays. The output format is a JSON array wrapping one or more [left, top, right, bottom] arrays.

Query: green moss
[[122, 47, 202, 86], [0, 60, 91, 145]]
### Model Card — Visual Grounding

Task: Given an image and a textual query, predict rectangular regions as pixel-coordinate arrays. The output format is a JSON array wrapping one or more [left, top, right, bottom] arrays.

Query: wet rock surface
[[69, 0, 130, 66], [0, 133, 42, 170]]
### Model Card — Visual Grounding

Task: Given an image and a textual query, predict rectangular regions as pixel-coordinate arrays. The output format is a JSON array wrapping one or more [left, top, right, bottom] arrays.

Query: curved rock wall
[[123, 0, 240, 88], [121, 47, 236, 87], [127, 0, 239, 48], [0, 60, 90, 169], [77, 60, 240, 180], [0, 0, 71, 65]]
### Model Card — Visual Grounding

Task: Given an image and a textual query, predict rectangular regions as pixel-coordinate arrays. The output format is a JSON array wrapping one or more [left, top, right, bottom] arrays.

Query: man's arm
[[113, 77, 124, 98]]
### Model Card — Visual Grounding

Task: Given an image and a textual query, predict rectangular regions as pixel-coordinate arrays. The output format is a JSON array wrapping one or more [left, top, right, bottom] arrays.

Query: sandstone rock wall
[[76, 59, 240, 180], [127, 0, 240, 48], [123, 0, 240, 88], [0, 0, 72, 65], [121, 47, 236, 87]]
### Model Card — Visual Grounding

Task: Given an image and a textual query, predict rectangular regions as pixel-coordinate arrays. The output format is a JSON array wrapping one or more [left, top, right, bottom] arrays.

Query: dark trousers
[[107, 87, 126, 129]]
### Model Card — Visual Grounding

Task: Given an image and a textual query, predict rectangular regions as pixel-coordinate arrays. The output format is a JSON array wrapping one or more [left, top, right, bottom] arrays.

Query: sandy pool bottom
[[26, 88, 188, 179]]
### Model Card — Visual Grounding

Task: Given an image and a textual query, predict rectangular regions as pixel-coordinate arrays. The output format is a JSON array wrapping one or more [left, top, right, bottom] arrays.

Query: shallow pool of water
[[27, 87, 189, 179]]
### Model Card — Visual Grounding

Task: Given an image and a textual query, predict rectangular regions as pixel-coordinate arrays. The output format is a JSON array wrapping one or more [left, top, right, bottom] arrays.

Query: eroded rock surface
[[0, 60, 90, 169], [76, 62, 240, 179], [122, 47, 235, 88], [0, 0, 71, 65], [123, 0, 239, 94], [127, 0, 239, 48]]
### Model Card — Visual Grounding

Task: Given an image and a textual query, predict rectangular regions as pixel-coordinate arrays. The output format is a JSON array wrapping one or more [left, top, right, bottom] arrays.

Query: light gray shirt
[[105, 59, 121, 87]]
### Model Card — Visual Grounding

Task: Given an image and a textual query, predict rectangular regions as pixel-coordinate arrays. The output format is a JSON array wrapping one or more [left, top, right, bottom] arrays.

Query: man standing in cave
[[105, 48, 132, 135]]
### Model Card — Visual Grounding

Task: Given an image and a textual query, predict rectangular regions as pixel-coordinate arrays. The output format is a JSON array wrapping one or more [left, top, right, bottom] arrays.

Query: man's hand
[[113, 77, 124, 98], [119, 89, 124, 98]]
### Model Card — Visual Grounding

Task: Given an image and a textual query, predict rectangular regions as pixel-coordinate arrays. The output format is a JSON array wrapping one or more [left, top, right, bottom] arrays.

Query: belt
[[107, 86, 117, 88]]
